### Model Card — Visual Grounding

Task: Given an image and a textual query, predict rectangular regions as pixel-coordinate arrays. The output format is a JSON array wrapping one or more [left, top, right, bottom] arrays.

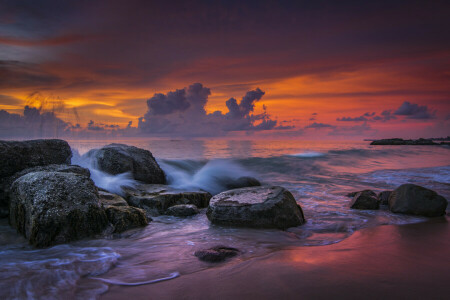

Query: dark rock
[[99, 190, 129, 207], [9, 171, 108, 248], [350, 190, 380, 210], [389, 184, 447, 217], [166, 204, 199, 217], [85, 144, 165, 184], [346, 190, 376, 198], [0, 164, 90, 218], [123, 184, 211, 215], [378, 191, 392, 205], [370, 138, 437, 145], [194, 246, 240, 262], [223, 176, 261, 190], [206, 186, 305, 229], [104, 206, 148, 233], [0, 139, 72, 215]]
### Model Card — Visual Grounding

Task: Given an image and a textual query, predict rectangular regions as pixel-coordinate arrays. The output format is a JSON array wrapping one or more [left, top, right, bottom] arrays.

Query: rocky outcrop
[[206, 186, 305, 229], [9, 171, 108, 248], [370, 138, 437, 145], [349, 190, 380, 210], [378, 191, 392, 205], [166, 204, 199, 217], [124, 184, 211, 216], [85, 144, 166, 184], [388, 184, 448, 217], [104, 206, 148, 233], [194, 246, 240, 262], [0, 139, 72, 216], [223, 176, 261, 190]]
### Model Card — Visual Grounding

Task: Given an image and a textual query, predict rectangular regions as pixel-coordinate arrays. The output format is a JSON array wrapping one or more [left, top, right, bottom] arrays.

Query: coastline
[[101, 217, 450, 300]]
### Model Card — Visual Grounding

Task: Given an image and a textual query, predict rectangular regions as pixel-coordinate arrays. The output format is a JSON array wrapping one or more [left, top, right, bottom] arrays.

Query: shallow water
[[1, 139, 449, 299]]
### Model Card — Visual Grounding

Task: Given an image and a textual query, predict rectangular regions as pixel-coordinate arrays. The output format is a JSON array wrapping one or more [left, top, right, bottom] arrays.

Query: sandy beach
[[102, 217, 450, 300]]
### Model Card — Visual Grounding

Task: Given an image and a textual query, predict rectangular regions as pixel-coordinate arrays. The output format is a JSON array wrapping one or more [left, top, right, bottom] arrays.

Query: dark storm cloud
[[1, 0, 449, 90], [139, 83, 282, 136], [394, 101, 436, 119], [0, 60, 61, 89]]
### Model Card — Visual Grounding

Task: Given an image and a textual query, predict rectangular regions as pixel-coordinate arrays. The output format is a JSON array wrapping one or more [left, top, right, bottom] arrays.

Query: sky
[[0, 0, 449, 139]]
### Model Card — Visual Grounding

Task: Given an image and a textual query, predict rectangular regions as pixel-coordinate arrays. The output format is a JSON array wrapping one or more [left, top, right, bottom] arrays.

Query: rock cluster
[[347, 184, 447, 217], [370, 138, 437, 145]]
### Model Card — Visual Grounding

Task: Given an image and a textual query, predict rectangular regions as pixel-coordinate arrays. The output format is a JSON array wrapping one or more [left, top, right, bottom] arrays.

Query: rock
[[370, 138, 437, 145], [378, 191, 392, 205], [223, 176, 261, 190], [0, 139, 72, 216], [349, 190, 380, 210], [124, 184, 212, 215], [99, 190, 129, 207], [206, 186, 305, 229], [85, 144, 165, 184], [389, 184, 447, 217], [194, 246, 240, 262], [0, 164, 91, 218], [104, 206, 148, 233], [346, 190, 376, 198], [9, 171, 108, 248], [166, 204, 199, 217]]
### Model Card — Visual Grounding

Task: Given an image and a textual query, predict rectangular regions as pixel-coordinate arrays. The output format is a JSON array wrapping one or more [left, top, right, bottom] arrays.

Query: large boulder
[[104, 206, 148, 233], [123, 184, 211, 216], [0, 139, 72, 216], [9, 171, 109, 248], [85, 144, 166, 184], [0, 164, 90, 218], [388, 184, 448, 217], [349, 190, 380, 210], [206, 186, 305, 229]]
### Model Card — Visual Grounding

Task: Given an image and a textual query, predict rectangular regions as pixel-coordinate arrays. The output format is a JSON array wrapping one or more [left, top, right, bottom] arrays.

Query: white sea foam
[[71, 149, 139, 196], [160, 159, 254, 195]]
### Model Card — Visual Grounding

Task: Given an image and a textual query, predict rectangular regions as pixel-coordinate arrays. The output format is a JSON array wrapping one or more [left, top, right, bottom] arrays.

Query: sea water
[[1, 139, 449, 299]]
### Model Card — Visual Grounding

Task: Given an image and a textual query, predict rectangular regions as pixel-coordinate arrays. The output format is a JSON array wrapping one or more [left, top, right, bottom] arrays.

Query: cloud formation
[[394, 101, 435, 119], [305, 122, 336, 129], [139, 83, 283, 136]]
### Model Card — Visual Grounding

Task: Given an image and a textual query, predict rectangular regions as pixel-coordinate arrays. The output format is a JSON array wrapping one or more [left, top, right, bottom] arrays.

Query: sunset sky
[[0, 0, 449, 138]]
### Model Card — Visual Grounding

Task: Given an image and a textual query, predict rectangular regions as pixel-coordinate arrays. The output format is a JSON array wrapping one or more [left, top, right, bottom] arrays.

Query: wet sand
[[102, 217, 450, 300]]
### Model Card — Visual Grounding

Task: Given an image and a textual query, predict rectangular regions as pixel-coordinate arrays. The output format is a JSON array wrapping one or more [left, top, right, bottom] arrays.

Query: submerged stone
[[194, 246, 240, 262], [166, 204, 199, 217]]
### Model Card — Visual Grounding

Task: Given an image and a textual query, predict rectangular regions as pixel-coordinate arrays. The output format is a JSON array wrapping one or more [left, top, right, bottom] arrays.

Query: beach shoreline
[[101, 217, 450, 300]]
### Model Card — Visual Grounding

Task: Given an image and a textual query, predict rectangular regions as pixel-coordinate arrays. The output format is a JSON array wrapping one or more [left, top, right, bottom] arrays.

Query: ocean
[[1, 139, 449, 299]]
